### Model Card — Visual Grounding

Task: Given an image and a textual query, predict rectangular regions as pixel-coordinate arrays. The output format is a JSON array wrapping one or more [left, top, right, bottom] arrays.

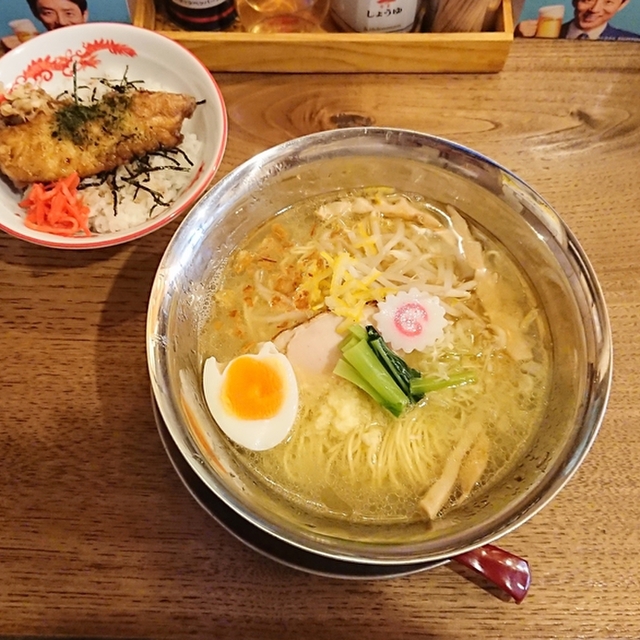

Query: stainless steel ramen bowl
[[146, 127, 612, 566]]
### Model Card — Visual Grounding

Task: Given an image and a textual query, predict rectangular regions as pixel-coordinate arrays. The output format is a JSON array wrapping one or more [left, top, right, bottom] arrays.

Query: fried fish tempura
[[0, 89, 197, 186]]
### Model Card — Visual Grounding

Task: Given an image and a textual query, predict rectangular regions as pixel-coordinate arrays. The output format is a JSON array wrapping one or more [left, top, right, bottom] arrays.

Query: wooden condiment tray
[[132, 0, 514, 73]]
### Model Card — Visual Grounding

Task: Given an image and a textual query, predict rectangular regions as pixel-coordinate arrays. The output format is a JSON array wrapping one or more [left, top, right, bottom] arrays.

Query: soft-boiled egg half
[[202, 341, 299, 451]]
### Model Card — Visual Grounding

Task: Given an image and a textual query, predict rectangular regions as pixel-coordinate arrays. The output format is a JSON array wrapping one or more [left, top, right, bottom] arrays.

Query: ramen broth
[[199, 188, 552, 523]]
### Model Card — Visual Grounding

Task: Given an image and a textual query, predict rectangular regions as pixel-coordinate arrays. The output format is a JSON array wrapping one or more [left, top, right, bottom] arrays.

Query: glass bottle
[[236, 0, 330, 33], [166, 0, 238, 31]]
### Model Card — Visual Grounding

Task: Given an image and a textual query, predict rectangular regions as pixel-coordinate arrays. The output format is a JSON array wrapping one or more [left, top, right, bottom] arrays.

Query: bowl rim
[[147, 126, 613, 565], [0, 22, 228, 250]]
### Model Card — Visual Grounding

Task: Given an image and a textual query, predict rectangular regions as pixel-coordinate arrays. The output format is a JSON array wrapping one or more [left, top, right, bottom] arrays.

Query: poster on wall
[[515, 0, 640, 40], [1, 0, 132, 52]]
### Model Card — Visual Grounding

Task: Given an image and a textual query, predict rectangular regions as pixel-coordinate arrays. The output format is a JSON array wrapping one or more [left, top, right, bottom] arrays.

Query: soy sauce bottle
[[166, 0, 238, 31]]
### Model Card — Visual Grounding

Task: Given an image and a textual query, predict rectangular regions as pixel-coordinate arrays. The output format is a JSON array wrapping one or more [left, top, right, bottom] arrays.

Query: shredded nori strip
[[77, 145, 196, 218], [123, 179, 171, 208], [109, 174, 119, 218], [152, 147, 194, 167]]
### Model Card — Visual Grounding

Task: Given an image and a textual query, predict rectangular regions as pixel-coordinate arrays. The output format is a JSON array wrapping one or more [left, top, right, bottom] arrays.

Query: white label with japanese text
[[331, 0, 419, 33]]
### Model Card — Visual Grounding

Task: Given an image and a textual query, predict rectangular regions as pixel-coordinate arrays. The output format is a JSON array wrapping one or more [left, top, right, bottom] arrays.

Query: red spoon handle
[[454, 544, 532, 604]]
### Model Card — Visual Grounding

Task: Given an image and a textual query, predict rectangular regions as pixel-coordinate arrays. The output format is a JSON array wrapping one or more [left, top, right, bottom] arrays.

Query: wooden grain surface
[[1, 40, 639, 639]]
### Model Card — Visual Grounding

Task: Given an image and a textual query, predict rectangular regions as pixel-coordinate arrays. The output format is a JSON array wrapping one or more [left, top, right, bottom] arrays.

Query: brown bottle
[[166, 0, 238, 31]]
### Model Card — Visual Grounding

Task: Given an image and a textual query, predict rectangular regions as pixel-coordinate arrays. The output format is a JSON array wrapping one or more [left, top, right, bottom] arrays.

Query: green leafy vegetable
[[409, 370, 477, 397], [333, 323, 477, 417], [365, 325, 423, 402], [333, 359, 386, 407], [339, 336, 408, 417]]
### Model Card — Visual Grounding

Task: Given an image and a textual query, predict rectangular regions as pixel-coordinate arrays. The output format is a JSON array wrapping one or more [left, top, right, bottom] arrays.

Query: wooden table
[[1, 40, 639, 639]]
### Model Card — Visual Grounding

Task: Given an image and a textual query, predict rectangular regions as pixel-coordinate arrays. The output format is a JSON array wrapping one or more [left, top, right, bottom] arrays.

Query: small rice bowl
[[0, 21, 228, 250], [2, 78, 203, 236]]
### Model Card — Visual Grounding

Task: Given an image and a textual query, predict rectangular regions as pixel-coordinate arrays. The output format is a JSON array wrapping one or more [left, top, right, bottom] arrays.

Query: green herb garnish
[[54, 92, 131, 145], [53, 64, 135, 145]]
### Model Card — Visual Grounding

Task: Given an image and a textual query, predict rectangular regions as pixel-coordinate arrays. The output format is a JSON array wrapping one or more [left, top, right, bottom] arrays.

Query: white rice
[[82, 132, 202, 234]]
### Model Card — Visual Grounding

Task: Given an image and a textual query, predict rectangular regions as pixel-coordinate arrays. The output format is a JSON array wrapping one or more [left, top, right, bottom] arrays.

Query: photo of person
[[1, 0, 131, 51], [515, 0, 640, 40], [27, 0, 89, 32]]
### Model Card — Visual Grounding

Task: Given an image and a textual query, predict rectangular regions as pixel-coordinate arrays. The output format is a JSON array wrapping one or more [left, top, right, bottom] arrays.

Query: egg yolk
[[221, 356, 284, 420]]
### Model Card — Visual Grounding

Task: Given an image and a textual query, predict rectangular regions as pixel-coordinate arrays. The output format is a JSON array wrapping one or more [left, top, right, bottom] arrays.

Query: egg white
[[202, 341, 299, 451]]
